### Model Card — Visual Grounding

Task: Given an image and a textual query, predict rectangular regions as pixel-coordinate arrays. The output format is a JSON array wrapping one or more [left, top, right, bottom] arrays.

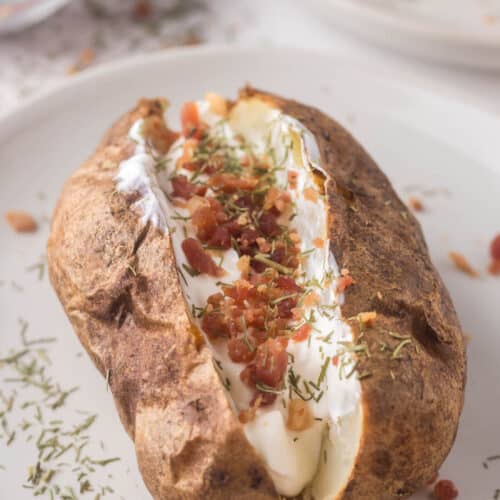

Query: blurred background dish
[[0, 0, 71, 35], [311, 0, 500, 68]]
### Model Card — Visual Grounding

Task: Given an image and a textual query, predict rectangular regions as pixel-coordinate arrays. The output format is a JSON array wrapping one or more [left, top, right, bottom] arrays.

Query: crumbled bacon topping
[[433, 479, 458, 500], [491, 234, 500, 260], [489, 234, 500, 275], [449, 251, 479, 277], [5, 210, 38, 233], [171, 175, 207, 200], [304, 186, 319, 202], [169, 102, 337, 408], [337, 274, 354, 293], [489, 260, 500, 275], [408, 196, 424, 212], [286, 399, 314, 431], [181, 238, 223, 277]]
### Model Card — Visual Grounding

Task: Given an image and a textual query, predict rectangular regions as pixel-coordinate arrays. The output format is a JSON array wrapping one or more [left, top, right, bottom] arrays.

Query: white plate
[[312, 0, 500, 69], [1, 47, 499, 499]]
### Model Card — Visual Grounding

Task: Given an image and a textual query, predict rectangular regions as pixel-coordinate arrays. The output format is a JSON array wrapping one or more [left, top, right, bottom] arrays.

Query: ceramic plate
[[312, 0, 500, 68], [1, 47, 499, 499]]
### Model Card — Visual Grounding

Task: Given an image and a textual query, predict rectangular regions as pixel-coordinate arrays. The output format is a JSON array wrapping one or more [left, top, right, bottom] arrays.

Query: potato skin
[[48, 91, 466, 500], [47, 99, 277, 500], [242, 88, 466, 499]]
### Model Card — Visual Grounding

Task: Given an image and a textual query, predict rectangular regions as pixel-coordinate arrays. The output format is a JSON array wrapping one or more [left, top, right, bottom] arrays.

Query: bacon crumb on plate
[[488, 234, 500, 275], [490, 234, 500, 259], [433, 479, 459, 500], [448, 251, 479, 277], [67, 48, 95, 75], [489, 260, 500, 275], [5, 210, 38, 233], [408, 196, 424, 212]]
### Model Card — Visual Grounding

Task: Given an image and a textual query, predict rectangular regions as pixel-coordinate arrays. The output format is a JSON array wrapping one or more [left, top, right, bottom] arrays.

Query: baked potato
[[47, 87, 466, 500]]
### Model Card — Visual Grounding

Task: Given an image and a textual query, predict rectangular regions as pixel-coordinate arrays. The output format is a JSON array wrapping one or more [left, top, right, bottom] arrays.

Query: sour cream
[[116, 97, 362, 499]]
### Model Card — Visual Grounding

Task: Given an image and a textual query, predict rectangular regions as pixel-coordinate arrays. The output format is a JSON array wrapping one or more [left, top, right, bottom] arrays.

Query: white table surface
[[1, 0, 499, 118]]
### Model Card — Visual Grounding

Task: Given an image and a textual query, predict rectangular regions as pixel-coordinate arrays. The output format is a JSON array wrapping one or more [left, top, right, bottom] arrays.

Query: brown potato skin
[[48, 91, 466, 500], [47, 99, 277, 500], [242, 88, 466, 499]]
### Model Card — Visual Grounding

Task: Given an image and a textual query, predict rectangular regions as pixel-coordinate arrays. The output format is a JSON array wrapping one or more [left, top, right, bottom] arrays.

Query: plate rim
[[1, 45, 499, 171], [1, 46, 499, 123]]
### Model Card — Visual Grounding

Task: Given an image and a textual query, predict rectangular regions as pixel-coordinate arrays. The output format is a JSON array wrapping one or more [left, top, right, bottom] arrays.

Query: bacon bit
[[5, 210, 38, 233], [181, 238, 223, 277], [237, 255, 251, 276], [276, 276, 302, 293], [237, 213, 250, 226], [483, 14, 499, 25], [303, 292, 320, 308], [67, 48, 95, 75], [313, 237, 325, 249], [228, 337, 256, 363], [255, 338, 288, 387], [358, 311, 377, 327], [288, 170, 298, 190], [433, 479, 458, 500], [489, 260, 500, 275], [408, 196, 424, 212], [208, 226, 232, 249], [132, 0, 152, 19], [292, 307, 304, 321], [292, 324, 311, 342], [205, 92, 227, 116], [181, 102, 202, 138], [238, 405, 258, 424], [337, 275, 354, 293], [186, 195, 209, 215], [258, 212, 280, 237], [208, 173, 259, 193], [449, 251, 479, 277], [177, 138, 198, 169], [286, 399, 314, 432], [304, 187, 319, 202], [171, 175, 206, 200], [490, 234, 500, 260], [332, 355, 339, 366], [289, 231, 301, 244], [264, 187, 291, 213], [256, 237, 272, 253]]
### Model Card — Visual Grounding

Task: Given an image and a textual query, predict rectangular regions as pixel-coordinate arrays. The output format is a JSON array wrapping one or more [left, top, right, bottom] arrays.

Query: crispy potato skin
[[241, 88, 466, 499], [48, 91, 466, 500], [47, 99, 277, 500]]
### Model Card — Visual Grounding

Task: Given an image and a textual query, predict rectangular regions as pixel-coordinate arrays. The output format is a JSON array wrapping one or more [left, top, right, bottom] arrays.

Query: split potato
[[48, 88, 466, 499]]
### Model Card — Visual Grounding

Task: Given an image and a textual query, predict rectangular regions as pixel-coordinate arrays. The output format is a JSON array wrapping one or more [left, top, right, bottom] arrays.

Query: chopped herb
[[253, 254, 293, 275], [182, 263, 201, 277], [391, 339, 412, 359]]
